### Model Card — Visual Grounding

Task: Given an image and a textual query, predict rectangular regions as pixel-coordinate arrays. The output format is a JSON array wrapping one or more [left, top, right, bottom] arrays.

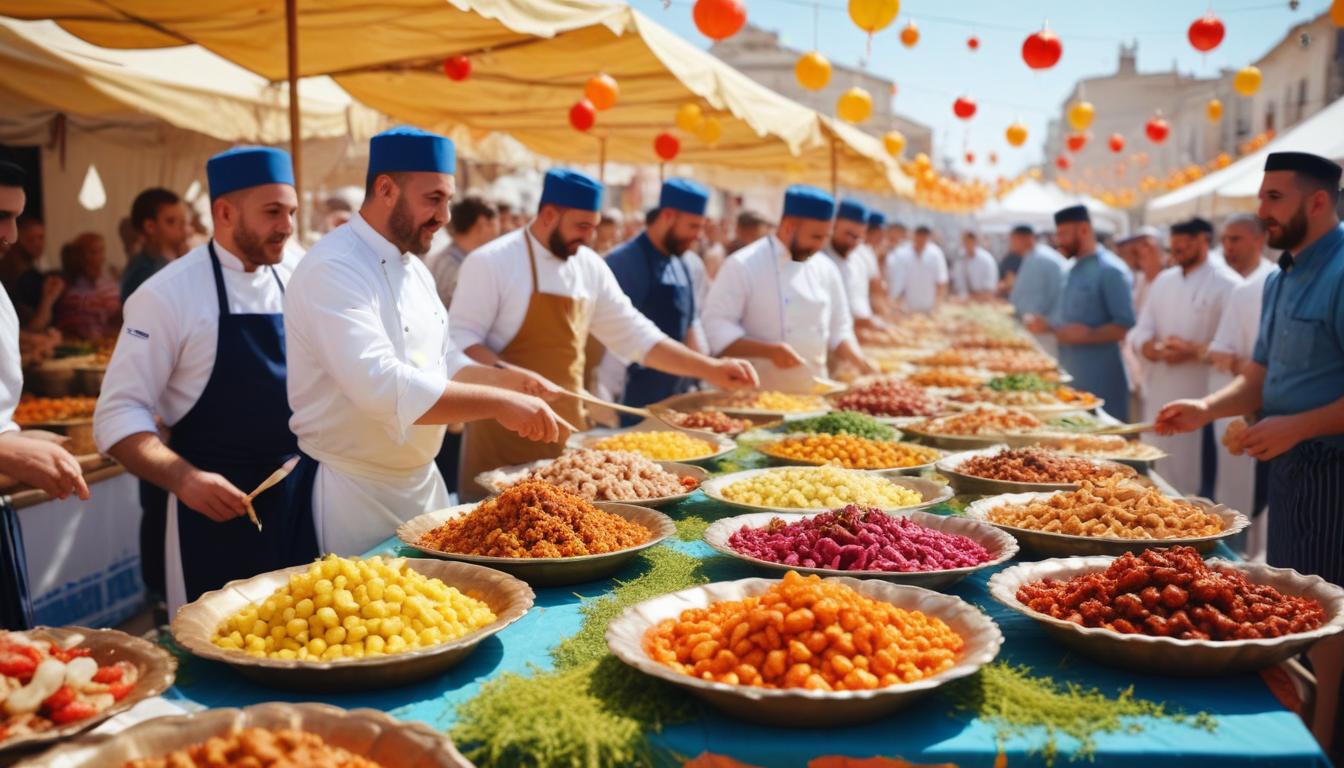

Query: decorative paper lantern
[[1145, 115, 1170, 144], [883, 130, 907, 157], [1333, 0, 1344, 27], [899, 20, 920, 48], [585, 74, 619, 111], [1065, 132, 1088, 153], [442, 55, 471, 81], [795, 50, 832, 91], [1005, 122, 1029, 147], [988, 151, 998, 165], [569, 99, 596, 132], [1187, 12, 1225, 53], [837, 87, 874, 123], [654, 132, 680, 161], [914, 151, 931, 169], [1107, 133, 1126, 153], [964, 151, 975, 165], [1206, 98, 1224, 122], [1055, 154, 1071, 171], [1067, 101, 1095, 131], [848, 0, 899, 36], [1022, 27, 1062, 70], [675, 103, 704, 133], [698, 116, 723, 145], [693, 0, 747, 41], [952, 95, 977, 120], [1233, 66, 1262, 96], [967, 35, 980, 51]]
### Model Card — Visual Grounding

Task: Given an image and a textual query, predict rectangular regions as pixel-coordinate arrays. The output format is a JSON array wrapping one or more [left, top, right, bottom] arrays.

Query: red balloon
[[964, 150, 975, 164], [1108, 133, 1126, 153], [1022, 28, 1062, 70], [1145, 116, 1170, 144], [1066, 132, 1088, 153], [953, 96, 977, 120], [1188, 12, 1225, 53], [1055, 154, 1072, 171], [654, 132, 680, 161], [693, 0, 747, 41], [442, 55, 471, 81], [967, 35, 980, 51], [569, 99, 596, 132]]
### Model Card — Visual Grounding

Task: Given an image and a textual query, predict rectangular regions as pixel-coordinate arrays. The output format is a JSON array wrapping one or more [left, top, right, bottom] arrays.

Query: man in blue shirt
[[1008, 224, 1067, 357], [605, 178, 708, 420], [1026, 206, 1134, 421]]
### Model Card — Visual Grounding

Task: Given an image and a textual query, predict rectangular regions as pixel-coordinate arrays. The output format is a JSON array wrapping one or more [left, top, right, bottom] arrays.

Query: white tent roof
[[976, 180, 1128, 236]]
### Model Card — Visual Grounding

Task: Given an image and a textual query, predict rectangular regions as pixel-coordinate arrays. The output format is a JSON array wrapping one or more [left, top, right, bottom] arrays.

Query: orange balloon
[[899, 21, 920, 48], [585, 73, 619, 111]]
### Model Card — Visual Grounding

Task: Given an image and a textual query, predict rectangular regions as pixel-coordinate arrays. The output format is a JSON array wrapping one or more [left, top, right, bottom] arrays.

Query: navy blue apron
[[1, 496, 33, 629], [1266, 440, 1344, 587], [619, 249, 694, 425], [167, 243, 317, 601]]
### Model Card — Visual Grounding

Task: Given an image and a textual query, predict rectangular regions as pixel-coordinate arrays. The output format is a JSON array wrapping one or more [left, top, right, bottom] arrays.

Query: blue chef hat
[[540, 169, 604, 212], [659, 178, 709, 216], [782, 185, 835, 222], [366, 126, 456, 186], [836, 198, 869, 224], [206, 146, 294, 200], [867, 210, 886, 229]]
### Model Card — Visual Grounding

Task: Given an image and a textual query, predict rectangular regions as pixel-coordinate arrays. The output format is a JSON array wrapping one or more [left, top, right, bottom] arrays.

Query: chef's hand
[[705, 358, 759, 390], [1054, 324, 1092, 345], [1162, 336, 1197, 364], [501, 366, 564, 403], [496, 392, 572, 444], [1207, 350, 1237, 374], [18, 429, 70, 446], [1141, 339, 1165, 363], [174, 468, 248, 522], [1023, 314, 1049, 334], [0, 434, 90, 501], [1154, 398, 1210, 436], [1240, 415, 1309, 462], [768, 343, 807, 369]]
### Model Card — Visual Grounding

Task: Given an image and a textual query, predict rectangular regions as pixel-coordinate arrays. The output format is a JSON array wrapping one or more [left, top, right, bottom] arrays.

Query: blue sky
[[628, 0, 1333, 177]]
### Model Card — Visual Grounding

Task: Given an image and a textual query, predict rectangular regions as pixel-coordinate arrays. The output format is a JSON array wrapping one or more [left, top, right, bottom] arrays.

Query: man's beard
[[662, 231, 692, 256], [549, 229, 582, 259], [787, 234, 814, 261], [830, 238, 853, 257], [233, 219, 285, 266], [388, 197, 439, 256], [1058, 238, 1080, 258], [1264, 207, 1309, 251]]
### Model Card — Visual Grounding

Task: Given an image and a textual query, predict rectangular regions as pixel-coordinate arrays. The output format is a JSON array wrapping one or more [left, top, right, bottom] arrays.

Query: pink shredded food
[[727, 505, 994, 572]]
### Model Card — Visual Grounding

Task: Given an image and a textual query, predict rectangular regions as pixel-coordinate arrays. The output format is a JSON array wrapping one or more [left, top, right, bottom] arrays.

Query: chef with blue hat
[[285, 127, 570, 555], [703, 185, 876, 389], [824, 198, 883, 332], [94, 145, 316, 610], [451, 168, 758, 499]]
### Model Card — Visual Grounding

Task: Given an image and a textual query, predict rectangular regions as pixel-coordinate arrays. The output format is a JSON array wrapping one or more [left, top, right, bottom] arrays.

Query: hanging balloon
[[693, 0, 747, 40], [967, 35, 980, 51], [1005, 122, 1029, 147], [654, 132, 681, 161], [952, 95, 977, 120], [1055, 154, 1071, 171], [837, 87, 874, 123], [914, 152, 931, 169], [1187, 12, 1225, 53], [883, 130, 907, 157], [698, 116, 723, 145], [1233, 66, 1262, 96], [988, 151, 998, 165], [1333, 0, 1344, 27], [1108, 133, 1126, 153], [795, 50, 832, 91], [1145, 115, 1170, 144], [1065, 132, 1088, 153], [675, 103, 705, 133], [585, 73, 619, 111], [899, 20, 920, 48], [442, 55, 471, 81], [1066, 101, 1095, 131], [1206, 98, 1224, 122], [964, 151, 975, 165], [848, 0, 899, 36], [1022, 27, 1062, 70], [569, 99, 596, 132]]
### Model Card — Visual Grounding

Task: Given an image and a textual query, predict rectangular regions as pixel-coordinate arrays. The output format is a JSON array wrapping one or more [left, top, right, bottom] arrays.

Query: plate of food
[[756, 434, 943, 472], [935, 445, 1138, 495], [398, 481, 675, 585], [712, 390, 831, 418], [569, 425, 736, 464], [647, 407, 780, 437], [901, 406, 1046, 450], [1023, 433, 1169, 468], [474, 449, 705, 508], [700, 466, 952, 515], [826, 379, 945, 423]]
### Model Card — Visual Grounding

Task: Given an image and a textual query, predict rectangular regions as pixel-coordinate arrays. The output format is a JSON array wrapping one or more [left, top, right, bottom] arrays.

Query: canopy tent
[[975, 180, 1128, 236], [0, 0, 909, 196], [1145, 94, 1344, 224]]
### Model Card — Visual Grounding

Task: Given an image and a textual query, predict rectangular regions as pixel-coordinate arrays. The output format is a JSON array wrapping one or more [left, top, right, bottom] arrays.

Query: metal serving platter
[[700, 468, 953, 515], [474, 456, 707, 508], [934, 445, 1138, 496]]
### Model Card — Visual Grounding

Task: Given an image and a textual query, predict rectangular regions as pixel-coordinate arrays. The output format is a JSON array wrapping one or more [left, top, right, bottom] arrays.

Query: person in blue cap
[[1024, 204, 1135, 421], [703, 185, 876, 389], [93, 145, 316, 610], [824, 198, 884, 335], [600, 178, 714, 421], [860, 209, 891, 316], [450, 168, 758, 499], [285, 127, 571, 555]]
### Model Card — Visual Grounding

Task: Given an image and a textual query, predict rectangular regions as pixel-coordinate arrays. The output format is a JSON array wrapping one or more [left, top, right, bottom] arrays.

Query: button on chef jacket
[[1049, 248, 1135, 422], [285, 213, 472, 557], [886, 242, 947, 313]]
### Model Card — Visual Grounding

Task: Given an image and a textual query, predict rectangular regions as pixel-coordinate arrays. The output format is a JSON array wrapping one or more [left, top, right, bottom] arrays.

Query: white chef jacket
[[950, 247, 998, 297], [1127, 259, 1240, 495], [93, 239, 301, 613], [825, 247, 873, 320], [887, 243, 948, 313], [884, 248, 907, 301], [286, 214, 472, 558], [0, 288, 21, 433], [703, 235, 854, 389]]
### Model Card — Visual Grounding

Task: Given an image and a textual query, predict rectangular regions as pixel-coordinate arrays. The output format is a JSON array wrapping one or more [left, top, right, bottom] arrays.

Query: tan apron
[[459, 235, 592, 500]]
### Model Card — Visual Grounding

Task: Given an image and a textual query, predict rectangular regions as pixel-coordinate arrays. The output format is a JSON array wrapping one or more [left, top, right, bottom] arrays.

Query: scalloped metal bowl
[[0, 627, 177, 757], [964, 490, 1250, 557], [20, 702, 472, 768], [989, 557, 1344, 675], [474, 456, 706, 508], [935, 445, 1139, 496], [755, 437, 944, 474], [171, 558, 533, 692], [397, 501, 675, 586], [606, 576, 1002, 726], [703, 509, 1019, 589], [568, 425, 737, 465], [700, 468, 953, 516]]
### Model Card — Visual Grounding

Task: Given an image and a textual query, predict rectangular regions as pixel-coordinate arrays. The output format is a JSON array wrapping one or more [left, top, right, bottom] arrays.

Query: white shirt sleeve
[[1127, 275, 1161, 353], [823, 260, 857, 350], [702, 255, 751, 355], [446, 251, 500, 352], [589, 258, 668, 363], [0, 291, 22, 434], [1207, 297, 1240, 357], [93, 290, 181, 453], [933, 247, 949, 285], [971, 252, 999, 292]]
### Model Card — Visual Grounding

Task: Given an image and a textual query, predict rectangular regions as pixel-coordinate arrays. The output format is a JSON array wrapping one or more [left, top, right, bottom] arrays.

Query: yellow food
[[210, 555, 495, 661], [590, 431, 718, 461], [763, 434, 939, 469], [986, 481, 1224, 539], [721, 466, 923, 509], [720, 390, 827, 412]]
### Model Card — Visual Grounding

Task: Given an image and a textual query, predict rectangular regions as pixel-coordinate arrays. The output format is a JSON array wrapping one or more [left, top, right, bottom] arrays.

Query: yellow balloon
[[914, 151, 931, 169], [1005, 122, 1029, 147], [883, 130, 906, 157], [1233, 66, 1262, 96], [795, 51, 832, 91], [837, 87, 873, 124], [848, 0, 899, 34], [1333, 0, 1344, 27], [675, 103, 704, 134], [1206, 98, 1223, 123], [1067, 101, 1095, 132], [698, 116, 723, 145]]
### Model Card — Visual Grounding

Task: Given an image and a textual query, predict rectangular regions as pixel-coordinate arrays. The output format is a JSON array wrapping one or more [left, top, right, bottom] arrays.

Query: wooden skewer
[[560, 388, 653, 420], [243, 456, 301, 532], [1092, 421, 1156, 436]]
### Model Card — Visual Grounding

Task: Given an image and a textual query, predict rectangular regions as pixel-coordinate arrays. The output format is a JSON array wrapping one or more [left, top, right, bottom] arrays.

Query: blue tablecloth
[[161, 487, 1329, 768]]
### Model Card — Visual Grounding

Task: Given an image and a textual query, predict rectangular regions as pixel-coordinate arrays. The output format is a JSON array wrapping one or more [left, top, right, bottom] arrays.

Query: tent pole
[[659, 162, 665, 184], [286, 0, 305, 239], [599, 137, 607, 185], [829, 135, 838, 196]]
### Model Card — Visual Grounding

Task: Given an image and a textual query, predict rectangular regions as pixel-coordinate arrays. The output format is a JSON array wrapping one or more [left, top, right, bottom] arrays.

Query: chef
[[94, 146, 314, 610], [1128, 217, 1238, 495], [1026, 205, 1134, 422], [285, 127, 570, 555], [886, 225, 947, 314], [450, 168, 757, 499], [824, 198, 880, 331], [1006, 224, 1066, 356], [703, 185, 876, 389], [1157, 151, 1344, 754]]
